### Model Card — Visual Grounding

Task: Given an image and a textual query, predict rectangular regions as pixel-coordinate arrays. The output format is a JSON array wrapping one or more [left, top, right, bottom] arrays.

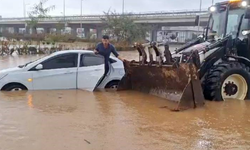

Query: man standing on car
[[94, 35, 124, 75]]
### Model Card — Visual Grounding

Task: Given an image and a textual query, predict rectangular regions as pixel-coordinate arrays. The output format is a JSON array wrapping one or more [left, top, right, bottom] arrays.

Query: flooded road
[[0, 53, 250, 150]]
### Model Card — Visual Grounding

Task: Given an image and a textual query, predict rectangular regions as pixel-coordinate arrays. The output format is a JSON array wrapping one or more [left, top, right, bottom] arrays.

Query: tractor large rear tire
[[203, 62, 250, 101]]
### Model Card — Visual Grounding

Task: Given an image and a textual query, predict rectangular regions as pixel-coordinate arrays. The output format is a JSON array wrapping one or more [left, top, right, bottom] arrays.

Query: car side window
[[80, 54, 104, 67], [41, 53, 78, 70]]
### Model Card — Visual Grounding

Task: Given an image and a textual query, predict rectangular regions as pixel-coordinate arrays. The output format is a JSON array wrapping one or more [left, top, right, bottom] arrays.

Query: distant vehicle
[[0, 50, 125, 91]]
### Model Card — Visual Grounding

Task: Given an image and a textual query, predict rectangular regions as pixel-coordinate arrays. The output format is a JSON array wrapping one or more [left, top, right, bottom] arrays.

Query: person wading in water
[[94, 35, 125, 87]]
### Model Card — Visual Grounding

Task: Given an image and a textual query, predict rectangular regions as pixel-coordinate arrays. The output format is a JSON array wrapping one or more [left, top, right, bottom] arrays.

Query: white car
[[0, 50, 125, 91]]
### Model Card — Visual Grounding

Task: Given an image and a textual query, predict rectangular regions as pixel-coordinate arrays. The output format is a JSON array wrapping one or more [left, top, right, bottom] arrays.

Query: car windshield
[[18, 55, 49, 68]]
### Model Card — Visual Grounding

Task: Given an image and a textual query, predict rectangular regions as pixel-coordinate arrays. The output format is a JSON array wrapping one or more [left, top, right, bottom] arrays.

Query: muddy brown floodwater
[[0, 51, 250, 150]]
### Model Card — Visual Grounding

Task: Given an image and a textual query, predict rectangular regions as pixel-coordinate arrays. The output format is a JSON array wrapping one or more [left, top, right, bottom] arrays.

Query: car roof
[[52, 50, 119, 60], [53, 50, 94, 55]]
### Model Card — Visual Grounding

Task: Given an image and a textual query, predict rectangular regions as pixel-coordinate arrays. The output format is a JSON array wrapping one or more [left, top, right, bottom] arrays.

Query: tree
[[26, 0, 55, 34], [55, 22, 65, 35], [102, 10, 148, 43]]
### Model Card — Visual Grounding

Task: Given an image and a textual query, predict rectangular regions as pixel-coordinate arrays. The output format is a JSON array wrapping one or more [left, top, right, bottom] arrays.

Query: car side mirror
[[195, 15, 200, 26], [245, 7, 250, 19], [35, 64, 43, 70]]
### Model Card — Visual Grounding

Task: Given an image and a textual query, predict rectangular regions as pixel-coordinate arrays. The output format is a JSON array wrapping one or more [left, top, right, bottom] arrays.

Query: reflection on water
[[27, 94, 34, 108], [0, 53, 250, 150]]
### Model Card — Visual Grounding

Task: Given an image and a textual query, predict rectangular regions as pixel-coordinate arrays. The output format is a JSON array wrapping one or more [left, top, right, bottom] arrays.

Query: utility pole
[[23, 0, 30, 18], [63, 0, 66, 31], [23, 0, 29, 18], [122, 0, 125, 14], [23, 0, 26, 17], [80, 0, 83, 29], [212, 0, 214, 5], [198, 0, 202, 32], [63, 0, 65, 18]]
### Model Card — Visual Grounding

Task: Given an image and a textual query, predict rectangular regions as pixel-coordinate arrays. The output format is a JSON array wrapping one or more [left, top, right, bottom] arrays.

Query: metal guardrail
[[0, 9, 208, 22]]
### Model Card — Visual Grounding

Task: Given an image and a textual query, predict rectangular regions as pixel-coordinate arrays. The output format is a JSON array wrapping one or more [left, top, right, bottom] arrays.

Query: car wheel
[[4, 84, 28, 91], [105, 81, 120, 89]]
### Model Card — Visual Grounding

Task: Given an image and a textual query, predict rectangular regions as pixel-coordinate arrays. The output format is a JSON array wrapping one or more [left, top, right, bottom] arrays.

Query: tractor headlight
[[210, 6, 217, 12], [242, 1, 248, 7], [242, 30, 250, 35]]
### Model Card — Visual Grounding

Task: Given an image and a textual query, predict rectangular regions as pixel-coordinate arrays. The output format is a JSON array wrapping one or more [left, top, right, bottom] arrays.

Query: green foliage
[[102, 11, 148, 43], [26, 0, 55, 34], [55, 23, 64, 34]]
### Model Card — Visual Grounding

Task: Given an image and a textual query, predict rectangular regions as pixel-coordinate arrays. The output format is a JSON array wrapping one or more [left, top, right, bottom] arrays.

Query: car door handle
[[94, 69, 102, 71], [64, 71, 74, 74]]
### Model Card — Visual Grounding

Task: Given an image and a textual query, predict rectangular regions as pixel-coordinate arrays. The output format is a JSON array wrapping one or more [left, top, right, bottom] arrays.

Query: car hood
[[0, 67, 24, 74]]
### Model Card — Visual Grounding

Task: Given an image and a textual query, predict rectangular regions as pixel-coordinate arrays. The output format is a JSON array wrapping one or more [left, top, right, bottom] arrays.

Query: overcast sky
[[0, 0, 225, 18]]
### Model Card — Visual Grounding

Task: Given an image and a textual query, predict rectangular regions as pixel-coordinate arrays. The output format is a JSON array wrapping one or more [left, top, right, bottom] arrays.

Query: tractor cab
[[206, 0, 249, 40], [206, 0, 250, 58], [179, 0, 250, 62], [172, 0, 250, 62]]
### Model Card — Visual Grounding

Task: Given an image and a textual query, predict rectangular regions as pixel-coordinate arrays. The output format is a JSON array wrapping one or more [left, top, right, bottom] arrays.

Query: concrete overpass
[[0, 9, 210, 40]]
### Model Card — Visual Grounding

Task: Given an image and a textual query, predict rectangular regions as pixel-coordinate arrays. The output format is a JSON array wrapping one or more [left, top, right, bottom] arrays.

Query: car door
[[77, 54, 105, 91], [31, 53, 78, 90]]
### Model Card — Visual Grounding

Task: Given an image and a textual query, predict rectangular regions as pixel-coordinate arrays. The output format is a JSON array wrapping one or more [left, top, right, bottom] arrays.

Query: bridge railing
[[0, 9, 208, 22]]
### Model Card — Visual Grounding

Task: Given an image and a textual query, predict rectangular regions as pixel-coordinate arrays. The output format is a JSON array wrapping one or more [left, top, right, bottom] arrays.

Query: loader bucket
[[118, 61, 205, 111]]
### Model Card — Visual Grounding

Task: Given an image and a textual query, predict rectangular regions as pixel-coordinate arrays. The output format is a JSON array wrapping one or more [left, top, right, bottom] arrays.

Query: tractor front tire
[[204, 62, 250, 101]]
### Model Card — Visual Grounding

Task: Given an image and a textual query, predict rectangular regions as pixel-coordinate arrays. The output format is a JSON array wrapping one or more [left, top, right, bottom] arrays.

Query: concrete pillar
[[150, 25, 161, 42], [44, 28, 51, 34], [25, 27, 30, 34], [14, 27, 19, 34], [56, 28, 61, 34], [96, 28, 103, 39], [31, 28, 37, 34], [150, 30, 158, 42], [1, 27, 8, 33], [71, 28, 77, 36], [0, 26, 4, 33], [84, 27, 90, 39], [24, 23, 29, 34]]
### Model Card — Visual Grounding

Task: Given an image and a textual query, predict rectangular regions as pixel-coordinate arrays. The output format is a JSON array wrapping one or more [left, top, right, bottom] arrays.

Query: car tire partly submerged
[[105, 81, 120, 89], [3, 84, 28, 91]]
